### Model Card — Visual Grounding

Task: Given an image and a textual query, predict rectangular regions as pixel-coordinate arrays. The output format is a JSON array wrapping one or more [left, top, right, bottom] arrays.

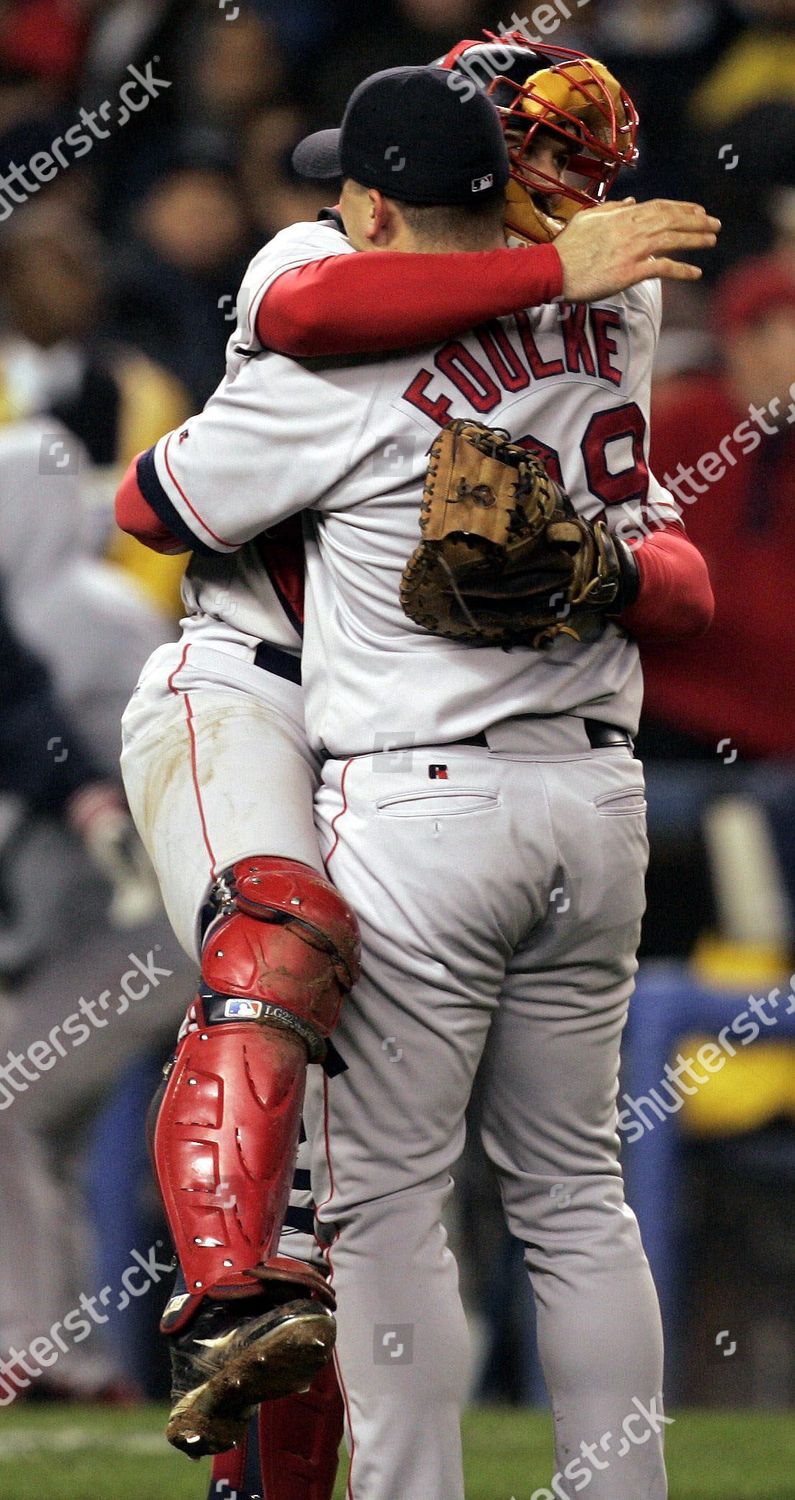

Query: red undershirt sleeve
[[257, 243, 564, 356], [115, 453, 188, 554], [620, 525, 714, 643]]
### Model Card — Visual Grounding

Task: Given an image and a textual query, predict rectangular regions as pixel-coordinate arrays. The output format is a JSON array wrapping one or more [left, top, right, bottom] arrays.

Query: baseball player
[[117, 45, 718, 1500]]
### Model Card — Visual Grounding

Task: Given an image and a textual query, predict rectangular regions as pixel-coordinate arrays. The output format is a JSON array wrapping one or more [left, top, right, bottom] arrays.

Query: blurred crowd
[[0, 0, 793, 412], [0, 0, 792, 1409]]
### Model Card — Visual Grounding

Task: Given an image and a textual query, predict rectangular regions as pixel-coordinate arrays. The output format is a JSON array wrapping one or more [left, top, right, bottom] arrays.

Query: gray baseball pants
[[304, 723, 667, 1500]]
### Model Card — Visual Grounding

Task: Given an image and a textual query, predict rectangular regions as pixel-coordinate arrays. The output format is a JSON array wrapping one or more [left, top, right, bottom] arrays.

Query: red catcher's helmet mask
[[441, 33, 639, 243]]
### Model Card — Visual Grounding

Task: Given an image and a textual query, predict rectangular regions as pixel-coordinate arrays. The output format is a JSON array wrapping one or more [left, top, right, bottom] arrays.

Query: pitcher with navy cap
[[293, 65, 510, 208]]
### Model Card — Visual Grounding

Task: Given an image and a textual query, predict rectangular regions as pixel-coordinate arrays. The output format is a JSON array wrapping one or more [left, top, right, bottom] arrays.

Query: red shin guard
[[209, 1359, 345, 1500], [154, 858, 360, 1306], [154, 1019, 307, 1298]]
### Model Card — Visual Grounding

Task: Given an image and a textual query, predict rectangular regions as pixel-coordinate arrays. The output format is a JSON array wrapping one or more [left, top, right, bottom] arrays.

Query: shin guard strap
[[248, 1255, 336, 1313], [199, 982, 326, 1062]]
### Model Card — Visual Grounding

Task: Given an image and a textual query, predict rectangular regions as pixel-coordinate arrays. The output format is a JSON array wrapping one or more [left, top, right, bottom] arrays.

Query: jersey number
[[519, 402, 649, 507]]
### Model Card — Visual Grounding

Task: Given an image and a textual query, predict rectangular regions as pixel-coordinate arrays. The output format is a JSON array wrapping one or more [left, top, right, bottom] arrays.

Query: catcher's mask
[[440, 34, 639, 244]]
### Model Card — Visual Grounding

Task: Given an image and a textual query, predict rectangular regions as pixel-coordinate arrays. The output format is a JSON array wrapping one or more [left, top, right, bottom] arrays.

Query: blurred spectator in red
[[110, 139, 257, 403], [0, 0, 87, 90], [0, 0, 84, 201], [641, 255, 795, 760]]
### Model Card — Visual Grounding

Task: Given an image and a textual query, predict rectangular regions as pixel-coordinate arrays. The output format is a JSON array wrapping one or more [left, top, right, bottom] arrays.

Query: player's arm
[[616, 524, 714, 642], [606, 460, 714, 643], [115, 429, 271, 559], [116, 450, 189, 553], [116, 219, 362, 554], [116, 351, 353, 555], [260, 240, 562, 356], [258, 200, 720, 358]]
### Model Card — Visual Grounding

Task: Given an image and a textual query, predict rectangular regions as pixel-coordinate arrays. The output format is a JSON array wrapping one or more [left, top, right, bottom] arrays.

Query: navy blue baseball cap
[[292, 65, 509, 205]]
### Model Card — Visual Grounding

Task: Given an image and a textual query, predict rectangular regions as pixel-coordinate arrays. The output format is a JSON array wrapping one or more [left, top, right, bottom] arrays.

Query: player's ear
[[339, 179, 382, 251], [363, 188, 389, 243]]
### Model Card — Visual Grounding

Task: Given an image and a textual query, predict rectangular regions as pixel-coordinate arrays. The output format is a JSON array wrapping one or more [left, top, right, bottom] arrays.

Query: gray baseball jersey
[[143, 219, 678, 756]]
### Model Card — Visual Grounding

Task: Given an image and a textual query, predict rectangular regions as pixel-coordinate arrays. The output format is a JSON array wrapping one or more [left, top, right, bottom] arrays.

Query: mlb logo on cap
[[224, 998, 263, 1019], [472, 174, 495, 193]]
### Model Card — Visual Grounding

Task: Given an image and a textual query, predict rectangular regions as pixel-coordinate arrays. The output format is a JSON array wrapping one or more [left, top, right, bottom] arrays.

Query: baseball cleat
[[166, 1296, 336, 1459]]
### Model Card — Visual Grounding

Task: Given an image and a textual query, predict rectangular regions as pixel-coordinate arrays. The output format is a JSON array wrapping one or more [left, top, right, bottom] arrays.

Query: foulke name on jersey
[[403, 301, 627, 441], [149, 220, 679, 757]]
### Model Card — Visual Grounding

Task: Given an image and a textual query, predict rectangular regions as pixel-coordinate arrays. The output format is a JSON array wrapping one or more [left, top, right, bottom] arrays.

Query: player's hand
[[555, 198, 721, 301]]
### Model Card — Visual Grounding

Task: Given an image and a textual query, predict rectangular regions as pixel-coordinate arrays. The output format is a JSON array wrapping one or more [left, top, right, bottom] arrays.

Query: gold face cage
[[481, 34, 639, 215]]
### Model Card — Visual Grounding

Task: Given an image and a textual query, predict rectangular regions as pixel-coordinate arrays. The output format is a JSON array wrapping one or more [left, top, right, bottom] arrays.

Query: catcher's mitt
[[400, 419, 635, 649]]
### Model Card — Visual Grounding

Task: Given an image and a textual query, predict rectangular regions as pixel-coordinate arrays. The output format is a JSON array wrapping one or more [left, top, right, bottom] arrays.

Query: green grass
[[0, 1404, 793, 1498]]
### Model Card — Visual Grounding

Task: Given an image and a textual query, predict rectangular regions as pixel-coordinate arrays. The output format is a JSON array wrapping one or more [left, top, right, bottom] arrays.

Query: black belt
[[254, 641, 302, 684], [250, 650, 632, 753], [459, 718, 633, 751]]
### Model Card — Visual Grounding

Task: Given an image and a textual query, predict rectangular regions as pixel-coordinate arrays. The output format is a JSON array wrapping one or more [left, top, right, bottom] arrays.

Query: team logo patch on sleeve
[[429, 765, 449, 780], [223, 998, 263, 1019]]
